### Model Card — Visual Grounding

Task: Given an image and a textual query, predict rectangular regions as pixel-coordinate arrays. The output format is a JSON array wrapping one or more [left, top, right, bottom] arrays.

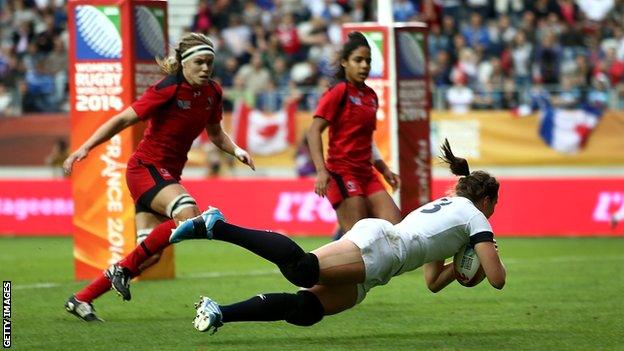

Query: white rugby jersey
[[392, 196, 494, 276]]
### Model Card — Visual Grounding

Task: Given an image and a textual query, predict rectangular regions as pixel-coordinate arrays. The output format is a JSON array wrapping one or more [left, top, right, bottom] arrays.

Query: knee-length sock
[[74, 220, 176, 302], [118, 219, 177, 275], [212, 221, 306, 266], [220, 291, 324, 326]]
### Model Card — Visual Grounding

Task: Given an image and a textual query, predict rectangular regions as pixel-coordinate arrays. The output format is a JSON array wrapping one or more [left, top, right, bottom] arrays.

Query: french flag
[[516, 95, 603, 154]]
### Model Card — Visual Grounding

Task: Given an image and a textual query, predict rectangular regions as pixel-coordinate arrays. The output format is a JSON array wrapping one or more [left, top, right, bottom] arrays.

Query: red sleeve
[[208, 81, 223, 123], [131, 78, 177, 120], [314, 82, 347, 122]]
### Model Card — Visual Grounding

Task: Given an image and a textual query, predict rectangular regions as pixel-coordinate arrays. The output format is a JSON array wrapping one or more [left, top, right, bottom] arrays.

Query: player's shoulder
[[155, 74, 184, 91], [203, 79, 223, 96], [325, 80, 348, 96], [362, 83, 377, 96]]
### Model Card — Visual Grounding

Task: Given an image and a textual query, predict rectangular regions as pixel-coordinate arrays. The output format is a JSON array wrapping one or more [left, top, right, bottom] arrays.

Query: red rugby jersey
[[130, 74, 223, 179], [314, 81, 378, 174]]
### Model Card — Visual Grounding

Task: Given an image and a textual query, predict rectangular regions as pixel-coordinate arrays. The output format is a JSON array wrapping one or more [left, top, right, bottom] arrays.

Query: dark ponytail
[[334, 31, 370, 80], [440, 138, 470, 176], [440, 139, 499, 203]]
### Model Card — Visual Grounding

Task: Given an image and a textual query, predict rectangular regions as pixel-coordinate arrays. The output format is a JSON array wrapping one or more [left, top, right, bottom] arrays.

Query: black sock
[[220, 293, 297, 323], [212, 221, 305, 266]]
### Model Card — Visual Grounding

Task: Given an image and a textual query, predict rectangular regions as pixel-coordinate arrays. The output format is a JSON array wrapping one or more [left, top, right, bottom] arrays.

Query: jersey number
[[420, 198, 452, 213]]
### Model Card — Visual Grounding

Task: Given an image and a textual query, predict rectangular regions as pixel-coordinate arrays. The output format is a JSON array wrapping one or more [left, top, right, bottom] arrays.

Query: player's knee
[[166, 194, 199, 220], [279, 253, 320, 288], [285, 290, 324, 327]]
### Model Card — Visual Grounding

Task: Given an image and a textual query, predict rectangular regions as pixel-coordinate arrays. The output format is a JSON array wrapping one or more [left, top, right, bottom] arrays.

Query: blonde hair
[[156, 32, 215, 75]]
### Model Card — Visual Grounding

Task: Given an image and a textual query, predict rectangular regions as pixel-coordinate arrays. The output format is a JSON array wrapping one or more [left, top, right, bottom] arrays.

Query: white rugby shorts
[[343, 218, 405, 304]]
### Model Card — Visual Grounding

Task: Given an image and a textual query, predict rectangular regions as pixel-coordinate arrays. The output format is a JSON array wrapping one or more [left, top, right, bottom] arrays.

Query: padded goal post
[[67, 0, 173, 280], [342, 22, 431, 216]]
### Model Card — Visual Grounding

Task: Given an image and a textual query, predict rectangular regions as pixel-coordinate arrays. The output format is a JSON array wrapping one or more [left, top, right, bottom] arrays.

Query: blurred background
[[0, 0, 623, 237]]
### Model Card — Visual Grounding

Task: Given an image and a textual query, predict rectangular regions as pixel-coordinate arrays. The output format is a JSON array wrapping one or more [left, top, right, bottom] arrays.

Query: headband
[[181, 44, 215, 63]]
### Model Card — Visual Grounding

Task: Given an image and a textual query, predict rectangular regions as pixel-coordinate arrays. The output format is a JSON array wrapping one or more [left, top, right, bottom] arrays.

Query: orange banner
[[68, 0, 172, 280], [431, 111, 624, 165]]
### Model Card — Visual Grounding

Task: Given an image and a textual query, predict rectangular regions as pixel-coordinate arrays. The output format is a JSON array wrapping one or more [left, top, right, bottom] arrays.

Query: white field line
[[11, 269, 280, 291], [10, 255, 623, 291]]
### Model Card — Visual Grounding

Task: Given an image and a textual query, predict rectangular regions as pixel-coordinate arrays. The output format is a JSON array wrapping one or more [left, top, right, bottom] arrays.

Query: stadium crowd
[[1, 0, 623, 116]]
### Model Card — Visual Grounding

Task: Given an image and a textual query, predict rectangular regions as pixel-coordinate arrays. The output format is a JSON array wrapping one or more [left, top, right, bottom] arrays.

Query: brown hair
[[439, 139, 499, 203], [156, 32, 214, 75], [334, 31, 370, 80]]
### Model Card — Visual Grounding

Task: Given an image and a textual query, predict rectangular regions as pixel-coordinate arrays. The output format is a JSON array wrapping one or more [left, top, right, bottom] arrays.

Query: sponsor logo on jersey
[[348, 96, 362, 105], [177, 100, 191, 109], [193, 91, 201, 98], [346, 180, 357, 193], [205, 97, 213, 110], [159, 168, 171, 178]]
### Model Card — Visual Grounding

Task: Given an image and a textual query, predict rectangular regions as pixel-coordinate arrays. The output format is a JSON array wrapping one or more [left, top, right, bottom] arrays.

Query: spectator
[[461, 12, 491, 52], [510, 31, 533, 89], [489, 14, 517, 53], [215, 56, 239, 89], [23, 58, 57, 112], [557, 0, 580, 26], [528, 0, 560, 22], [305, 76, 329, 111], [393, 0, 418, 22], [430, 50, 453, 87], [275, 12, 303, 64], [446, 72, 474, 114], [34, 12, 59, 54], [493, 0, 524, 20], [45, 138, 68, 177], [586, 73, 609, 109], [191, 0, 212, 34], [11, 20, 34, 57], [551, 74, 581, 108], [255, 79, 282, 112], [428, 23, 452, 60], [235, 52, 271, 97], [221, 15, 251, 62], [272, 57, 291, 89], [534, 31, 562, 85], [46, 36, 67, 109]]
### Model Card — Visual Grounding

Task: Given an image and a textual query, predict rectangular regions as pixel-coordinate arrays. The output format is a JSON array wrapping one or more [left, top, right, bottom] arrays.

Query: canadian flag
[[232, 99, 297, 155]]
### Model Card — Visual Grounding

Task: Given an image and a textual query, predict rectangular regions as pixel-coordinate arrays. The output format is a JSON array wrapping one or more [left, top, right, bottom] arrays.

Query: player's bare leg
[[366, 190, 401, 225], [335, 196, 368, 232]]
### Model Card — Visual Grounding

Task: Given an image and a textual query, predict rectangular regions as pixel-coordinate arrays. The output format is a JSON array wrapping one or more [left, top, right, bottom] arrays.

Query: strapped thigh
[[164, 194, 197, 218]]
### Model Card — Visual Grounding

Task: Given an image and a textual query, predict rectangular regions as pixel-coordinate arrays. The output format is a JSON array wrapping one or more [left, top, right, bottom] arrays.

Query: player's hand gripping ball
[[454, 244, 486, 287]]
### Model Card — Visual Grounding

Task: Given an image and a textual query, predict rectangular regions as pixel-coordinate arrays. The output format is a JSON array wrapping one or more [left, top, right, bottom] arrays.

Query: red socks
[[74, 220, 176, 303], [75, 274, 111, 303], [119, 220, 176, 275]]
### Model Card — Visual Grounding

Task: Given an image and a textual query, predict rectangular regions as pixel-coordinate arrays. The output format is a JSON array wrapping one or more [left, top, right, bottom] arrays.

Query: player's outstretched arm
[[423, 260, 455, 293], [474, 242, 506, 289], [206, 122, 255, 170], [63, 107, 140, 175]]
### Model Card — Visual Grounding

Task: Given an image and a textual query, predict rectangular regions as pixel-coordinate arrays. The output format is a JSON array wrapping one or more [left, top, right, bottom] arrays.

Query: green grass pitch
[[1, 236, 623, 350]]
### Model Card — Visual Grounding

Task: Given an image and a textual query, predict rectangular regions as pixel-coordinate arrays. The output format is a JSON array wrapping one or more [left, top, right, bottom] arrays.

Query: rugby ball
[[454, 244, 485, 287]]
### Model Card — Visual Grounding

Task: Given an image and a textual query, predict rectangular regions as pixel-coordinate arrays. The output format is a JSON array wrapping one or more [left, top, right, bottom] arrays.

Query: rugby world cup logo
[[75, 5, 122, 60], [361, 31, 384, 79], [134, 6, 166, 60], [397, 31, 426, 78]]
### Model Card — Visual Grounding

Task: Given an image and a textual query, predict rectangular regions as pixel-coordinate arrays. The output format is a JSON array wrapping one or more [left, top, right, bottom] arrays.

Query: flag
[[515, 94, 603, 154], [231, 99, 297, 156]]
